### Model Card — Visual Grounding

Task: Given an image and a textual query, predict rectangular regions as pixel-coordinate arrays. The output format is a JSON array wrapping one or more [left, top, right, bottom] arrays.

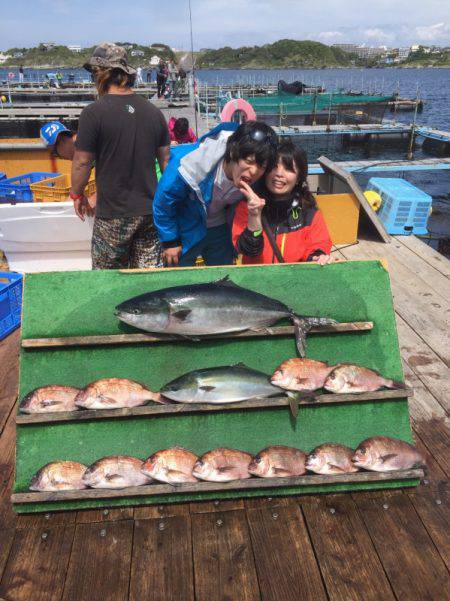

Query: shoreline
[[2, 64, 450, 71]]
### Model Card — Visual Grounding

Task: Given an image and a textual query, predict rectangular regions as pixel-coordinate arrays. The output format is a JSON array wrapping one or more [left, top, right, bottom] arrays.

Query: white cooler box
[[0, 201, 93, 272]]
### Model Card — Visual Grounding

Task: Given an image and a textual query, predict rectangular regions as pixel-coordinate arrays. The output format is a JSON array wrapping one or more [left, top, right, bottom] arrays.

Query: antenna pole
[[188, 0, 199, 136]]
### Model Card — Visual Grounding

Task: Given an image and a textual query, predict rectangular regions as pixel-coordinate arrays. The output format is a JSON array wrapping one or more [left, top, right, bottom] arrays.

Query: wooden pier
[[0, 235, 448, 600]]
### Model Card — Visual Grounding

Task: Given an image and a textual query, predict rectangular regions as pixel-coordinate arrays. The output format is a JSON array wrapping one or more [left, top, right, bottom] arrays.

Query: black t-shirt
[[75, 93, 170, 218]]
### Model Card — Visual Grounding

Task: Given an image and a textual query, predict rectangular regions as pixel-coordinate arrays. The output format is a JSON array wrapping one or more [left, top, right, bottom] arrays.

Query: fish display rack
[[13, 261, 418, 513]]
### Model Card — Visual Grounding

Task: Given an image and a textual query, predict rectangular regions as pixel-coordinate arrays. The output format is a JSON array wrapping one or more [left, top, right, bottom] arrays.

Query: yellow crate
[[30, 173, 96, 203]]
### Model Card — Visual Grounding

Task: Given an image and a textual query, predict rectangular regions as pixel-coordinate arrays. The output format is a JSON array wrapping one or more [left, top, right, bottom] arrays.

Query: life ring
[[7, 72, 15, 79], [220, 98, 257, 123]]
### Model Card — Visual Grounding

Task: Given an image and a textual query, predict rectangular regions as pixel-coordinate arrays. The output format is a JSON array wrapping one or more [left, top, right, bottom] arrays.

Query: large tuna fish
[[160, 364, 284, 404], [115, 276, 337, 356]]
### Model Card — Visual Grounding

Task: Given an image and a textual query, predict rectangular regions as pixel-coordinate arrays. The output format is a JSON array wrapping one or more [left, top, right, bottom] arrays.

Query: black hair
[[94, 67, 136, 96], [224, 120, 277, 169], [269, 141, 317, 211], [173, 118, 189, 137]]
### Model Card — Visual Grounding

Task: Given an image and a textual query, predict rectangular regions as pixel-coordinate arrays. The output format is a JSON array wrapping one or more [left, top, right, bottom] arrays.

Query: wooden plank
[[190, 499, 245, 513], [16, 511, 77, 529], [62, 520, 133, 601], [247, 504, 326, 601], [407, 488, 450, 570], [0, 529, 14, 581], [245, 495, 295, 510], [389, 238, 450, 301], [192, 509, 260, 601], [12, 469, 424, 504], [0, 330, 20, 434], [134, 502, 189, 520], [302, 495, 395, 601], [16, 387, 412, 425], [318, 155, 391, 243], [0, 470, 17, 531], [354, 492, 450, 600], [0, 525, 75, 601], [75, 507, 134, 523], [339, 239, 450, 365], [395, 235, 450, 279], [21, 321, 373, 348], [129, 516, 194, 601], [397, 314, 450, 413]]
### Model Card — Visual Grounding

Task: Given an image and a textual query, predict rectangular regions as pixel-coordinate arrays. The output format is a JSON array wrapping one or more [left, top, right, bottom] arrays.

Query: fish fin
[[166, 469, 191, 479], [105, 474, 123, 482], [380, 453, 398, 463], [287, 390, 316, 402], [215, 275, 238, 287], [177, 334, 201, 342], [199, 385, 215, 392], [289, 396, 299, 418], [42, 399, 62, 407], [218, 466, 237, 473], [98, 395, 118, 406], [327, 463, 346, 472], [291, 314, 339, 358], [272, 468, 293, 477], [232, 362, 248, 368], [390, 380, 406, 390], [171, 309, 191, 321]]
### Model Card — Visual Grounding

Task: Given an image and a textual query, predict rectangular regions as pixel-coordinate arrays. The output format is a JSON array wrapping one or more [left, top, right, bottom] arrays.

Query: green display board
[[14, 261, 416, 513]]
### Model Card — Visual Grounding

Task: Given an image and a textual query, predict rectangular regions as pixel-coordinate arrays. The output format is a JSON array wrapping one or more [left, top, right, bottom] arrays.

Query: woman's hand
[[311, 254, 336, 266], [240, 181, 265, 216], [163, 246, 182, 267]]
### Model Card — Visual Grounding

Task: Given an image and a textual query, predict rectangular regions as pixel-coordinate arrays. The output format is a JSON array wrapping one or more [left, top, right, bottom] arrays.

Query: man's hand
[[240, 181, 265, 216], [72, 196, 94, 221], [311, 254, 336, 266], [163, 246, 182, 267]]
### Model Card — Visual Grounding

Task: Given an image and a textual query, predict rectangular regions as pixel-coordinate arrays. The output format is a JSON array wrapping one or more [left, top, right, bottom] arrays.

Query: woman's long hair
[[93, 67, 136, 96], [268, 141, 317, 211]]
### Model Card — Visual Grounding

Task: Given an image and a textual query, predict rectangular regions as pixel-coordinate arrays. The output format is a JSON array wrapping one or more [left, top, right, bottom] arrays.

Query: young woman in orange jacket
[[232, 141, 333, 265]]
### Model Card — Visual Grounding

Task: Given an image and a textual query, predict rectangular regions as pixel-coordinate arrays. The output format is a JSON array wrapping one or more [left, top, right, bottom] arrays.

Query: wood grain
[[129, 516, 194, 601], [62, 520, 133, 601], [192, 509, 260, 601], [247, 504, 327, 601]]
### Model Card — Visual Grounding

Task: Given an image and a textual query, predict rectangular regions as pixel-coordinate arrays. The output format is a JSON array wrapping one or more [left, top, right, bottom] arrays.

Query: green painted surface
[[15, 261, 416, 513]]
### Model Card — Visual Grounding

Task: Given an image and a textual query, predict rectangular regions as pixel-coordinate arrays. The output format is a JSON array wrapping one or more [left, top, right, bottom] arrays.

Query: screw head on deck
[[100, 528, 106, 537], [271, 512, 279, 520], [158, 521, 166, 531], [383, 503, 389, 510], [45, 513, 51, 520], [41, 532, 48, 540], [103, 509, 109, 516], [216, 518, 224, 526], [214, 500, 220, 506], [435, 499, 442, 505], [329, 508, 336, 515]]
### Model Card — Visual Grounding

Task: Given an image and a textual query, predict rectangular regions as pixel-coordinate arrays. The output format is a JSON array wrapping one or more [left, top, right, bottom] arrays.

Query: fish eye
[[196, 460, 204, 467], [359, 447, 366, 454], [329, 373, 335, 380], [254, 456, 261, 464], [132, 308, 140, 315]]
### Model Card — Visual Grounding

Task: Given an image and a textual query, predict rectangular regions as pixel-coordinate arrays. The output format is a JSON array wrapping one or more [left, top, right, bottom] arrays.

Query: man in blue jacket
[[153, 120, 277, 267]]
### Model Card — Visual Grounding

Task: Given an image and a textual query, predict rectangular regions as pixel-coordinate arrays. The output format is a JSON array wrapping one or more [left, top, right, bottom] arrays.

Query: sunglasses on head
[[248, 128, 277, 148]]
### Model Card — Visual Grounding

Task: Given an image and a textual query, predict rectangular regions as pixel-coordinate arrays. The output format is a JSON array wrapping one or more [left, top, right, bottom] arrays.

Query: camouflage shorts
[[91, 216, 162, 270]]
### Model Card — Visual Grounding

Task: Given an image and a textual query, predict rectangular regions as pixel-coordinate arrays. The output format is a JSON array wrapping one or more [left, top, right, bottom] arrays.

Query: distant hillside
[[402, 48, 450, 67], [197, 39, 354, 69]]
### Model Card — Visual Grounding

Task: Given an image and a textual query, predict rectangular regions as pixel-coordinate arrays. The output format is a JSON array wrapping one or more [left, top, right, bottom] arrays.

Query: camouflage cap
[[83, 42, 137, 75]]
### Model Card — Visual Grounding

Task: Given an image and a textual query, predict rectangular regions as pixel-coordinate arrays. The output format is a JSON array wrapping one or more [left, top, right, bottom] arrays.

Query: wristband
[[69, 190, 84, 201], [252, 229, 262, 237]]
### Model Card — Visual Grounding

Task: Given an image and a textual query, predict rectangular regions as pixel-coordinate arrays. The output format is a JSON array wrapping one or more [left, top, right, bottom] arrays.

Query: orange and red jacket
[[232, 199, 332, 264]]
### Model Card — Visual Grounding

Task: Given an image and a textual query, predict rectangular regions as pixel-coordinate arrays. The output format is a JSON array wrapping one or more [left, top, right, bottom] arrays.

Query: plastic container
[[0, 172, 6, 181], [0, 271, 23, 340], [0, 172, 58, 203], [30, 173, 96, 203], [367, 177, 432, 235]]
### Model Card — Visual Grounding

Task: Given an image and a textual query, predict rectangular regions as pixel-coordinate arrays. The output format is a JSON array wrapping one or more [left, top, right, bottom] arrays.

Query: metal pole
[[188, 0, 198, 136], [407, 86, 420, 160]]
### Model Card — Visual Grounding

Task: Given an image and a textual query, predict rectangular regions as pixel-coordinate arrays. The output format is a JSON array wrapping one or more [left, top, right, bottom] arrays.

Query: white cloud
[[317, 31, 344, 40], [363, 28, 394, 42], [414, 22, 450, 41]]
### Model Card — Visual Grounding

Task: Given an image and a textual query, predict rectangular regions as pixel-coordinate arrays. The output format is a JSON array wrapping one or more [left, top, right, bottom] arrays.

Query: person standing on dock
[[19, 65, 24, 83], [153, 120, 277, 267], [69, 42, 170, 270]]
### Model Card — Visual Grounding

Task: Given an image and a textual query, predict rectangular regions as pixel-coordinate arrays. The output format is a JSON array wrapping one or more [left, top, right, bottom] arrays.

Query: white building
[[68, 45, 82, 53], [149, 55, 160, 66], [0, 53, 10, 63], [397, 47, 411, 60], [131, 49, 145, 57]]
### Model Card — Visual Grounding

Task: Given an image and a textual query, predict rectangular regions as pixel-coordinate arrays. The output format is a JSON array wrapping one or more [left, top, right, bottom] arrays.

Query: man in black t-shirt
[[70, 42, 170, 269]]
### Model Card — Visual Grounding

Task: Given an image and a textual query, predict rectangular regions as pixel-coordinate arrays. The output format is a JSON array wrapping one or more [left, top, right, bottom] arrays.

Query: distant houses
[[68, 45, 82, 53]]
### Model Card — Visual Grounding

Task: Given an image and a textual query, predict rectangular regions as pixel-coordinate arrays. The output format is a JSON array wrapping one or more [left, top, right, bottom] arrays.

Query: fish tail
[[389, 379, 406, 390], [291, 315, 337, 357]]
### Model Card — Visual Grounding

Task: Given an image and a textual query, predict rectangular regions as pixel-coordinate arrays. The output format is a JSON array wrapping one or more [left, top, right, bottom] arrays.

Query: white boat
[[0, 201, 92, 272]]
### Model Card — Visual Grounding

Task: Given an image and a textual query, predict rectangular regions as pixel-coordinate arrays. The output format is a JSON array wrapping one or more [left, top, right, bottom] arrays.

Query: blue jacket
[[153, 122, 238, 254]]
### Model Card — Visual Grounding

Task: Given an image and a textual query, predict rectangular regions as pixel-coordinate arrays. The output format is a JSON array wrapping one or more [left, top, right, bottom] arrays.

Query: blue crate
[[0, 172, 58, 203], [0, 271, 23, 340], [367, 177, 432, 236]]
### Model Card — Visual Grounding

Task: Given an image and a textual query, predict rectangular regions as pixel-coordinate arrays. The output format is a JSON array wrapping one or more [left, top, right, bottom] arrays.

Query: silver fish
[[352, 436, 425, 472], [20, 385, 81, 413], [160, 364, 283, 404], [115, 276, 337, 357], [30, 461, 87, 491], [82, 456, 152, 489]]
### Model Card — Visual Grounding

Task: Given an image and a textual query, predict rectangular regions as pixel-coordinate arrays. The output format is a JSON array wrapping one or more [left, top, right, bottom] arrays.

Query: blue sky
[[2, 0, 450, 50]]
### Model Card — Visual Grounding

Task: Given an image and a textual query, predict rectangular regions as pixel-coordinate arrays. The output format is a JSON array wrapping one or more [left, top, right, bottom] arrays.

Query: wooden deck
[[0, 235, 448, 600]]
